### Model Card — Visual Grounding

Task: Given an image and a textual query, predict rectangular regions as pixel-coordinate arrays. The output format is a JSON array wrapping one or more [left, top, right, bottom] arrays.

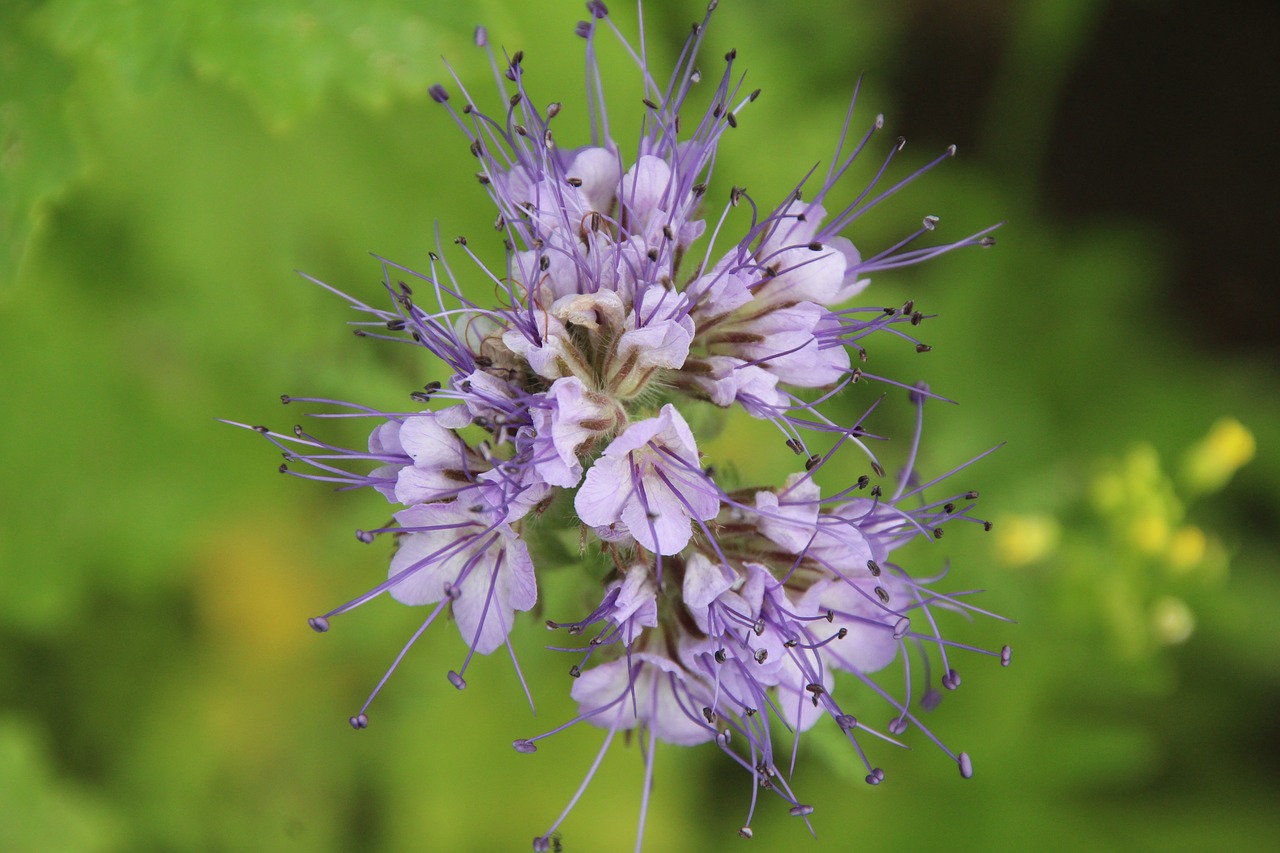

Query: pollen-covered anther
[[789, 804, 814, 817], [738, 827, 753, 839], [958, 752, 974, 778], [447, 671, 467, 690], [892, 617, 910, 639], [923, 214, 940, 230], [349, 713, 368, 730], [865, 767, 885, 785], [513, 739, 537, 754], [308, 616, 330, 633], [942, 668, 962, 690], [888, 717, 908, 735], [1001, 645, 1013, 667]]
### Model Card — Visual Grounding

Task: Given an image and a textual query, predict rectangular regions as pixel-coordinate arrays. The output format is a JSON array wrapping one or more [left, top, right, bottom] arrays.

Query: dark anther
[[278, 463, 288, 473], [836, 627, 848, 639], [647, 248, 659, 262], [428, 84, 449, 103], [871, 461, 885, 478], [805, 683, 824, 695], [514, 124, 528, 136], [252, 425, 269, 433], [726, 111, 737, 128], [785, 437, 803, 454], [807, 241, 824, 251], [588, 211, 602, 232], [386, 319, 406, 330], [691, 182, 707, 197], [662, 225, 674, 241], [539, 255, 551, 271], [875, 586, 890, 604], [944, 502, 956, 514], [916, 343, 932, 353], [643, 97, 658, 109], [292, 424, 304, 437], [569, 665, 581, 678], [729, 186, 745, 206], [352, 329, 367, 337], [965, 490, 980, 500], [566, 177, 583, 187], [470, 139, 483, 158], [856, 475, 870, 490], [749, 88, 761, 101], [714, 648, 727, 663], [784, 638, 797, 648], [547, 102, 561, 118], [424, 381, 442, 393], [702, 706, 717, 723], [825, 609, 835, 623], [983, 520, 994, 532], [851, 368, 863, 383], [752, 618, 765, 636], [280, 394, 292, 404], [754, 648, 768, 664], [870, 485, 883, 498], [902, 299, 915, 314], [867, 559, 881, 576], [805, 454, 821, 471], [911, 311, 923, 325], [980, 236, 997, 248], [932, 528, 944, 539], [725, 48, 737, 61], [883, 306, 897, 316]]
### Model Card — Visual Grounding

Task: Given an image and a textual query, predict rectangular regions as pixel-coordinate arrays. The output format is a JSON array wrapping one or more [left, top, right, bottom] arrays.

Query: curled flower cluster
[[233, 2, 1008, 849]]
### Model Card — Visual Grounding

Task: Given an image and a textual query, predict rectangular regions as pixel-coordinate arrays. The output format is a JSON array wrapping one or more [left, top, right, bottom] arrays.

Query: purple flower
[[230, 1, 1007, 849], [575, 403, 717, 555]]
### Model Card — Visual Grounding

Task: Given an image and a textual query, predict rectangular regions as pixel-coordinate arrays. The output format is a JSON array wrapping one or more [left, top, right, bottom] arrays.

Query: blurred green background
[[2, 0, 1277, 850]]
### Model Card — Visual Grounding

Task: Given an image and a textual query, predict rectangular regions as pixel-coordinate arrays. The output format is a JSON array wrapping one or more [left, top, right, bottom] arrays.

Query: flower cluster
[[232, 2, 1007, 848]]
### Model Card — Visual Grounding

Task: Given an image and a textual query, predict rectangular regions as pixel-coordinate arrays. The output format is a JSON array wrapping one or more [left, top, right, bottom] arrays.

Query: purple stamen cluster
[[231, 2, 1008, 849]]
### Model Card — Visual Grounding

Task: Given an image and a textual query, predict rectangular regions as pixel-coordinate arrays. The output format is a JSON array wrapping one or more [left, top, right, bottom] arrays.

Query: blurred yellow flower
[[994, 513, 1061, 567], [1181, 417, 1255, 495]]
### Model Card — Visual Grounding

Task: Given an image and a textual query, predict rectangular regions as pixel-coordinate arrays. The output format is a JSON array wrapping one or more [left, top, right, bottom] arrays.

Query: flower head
[[230, 1, 1006, 848]]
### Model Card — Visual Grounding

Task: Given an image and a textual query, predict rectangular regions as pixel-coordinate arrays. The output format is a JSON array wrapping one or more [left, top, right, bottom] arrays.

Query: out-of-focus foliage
[[2, 1, 1277, 851]]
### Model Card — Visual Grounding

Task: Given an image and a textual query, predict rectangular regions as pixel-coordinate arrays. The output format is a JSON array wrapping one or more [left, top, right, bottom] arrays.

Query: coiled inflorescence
[[231, 2, 1007, 849]]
